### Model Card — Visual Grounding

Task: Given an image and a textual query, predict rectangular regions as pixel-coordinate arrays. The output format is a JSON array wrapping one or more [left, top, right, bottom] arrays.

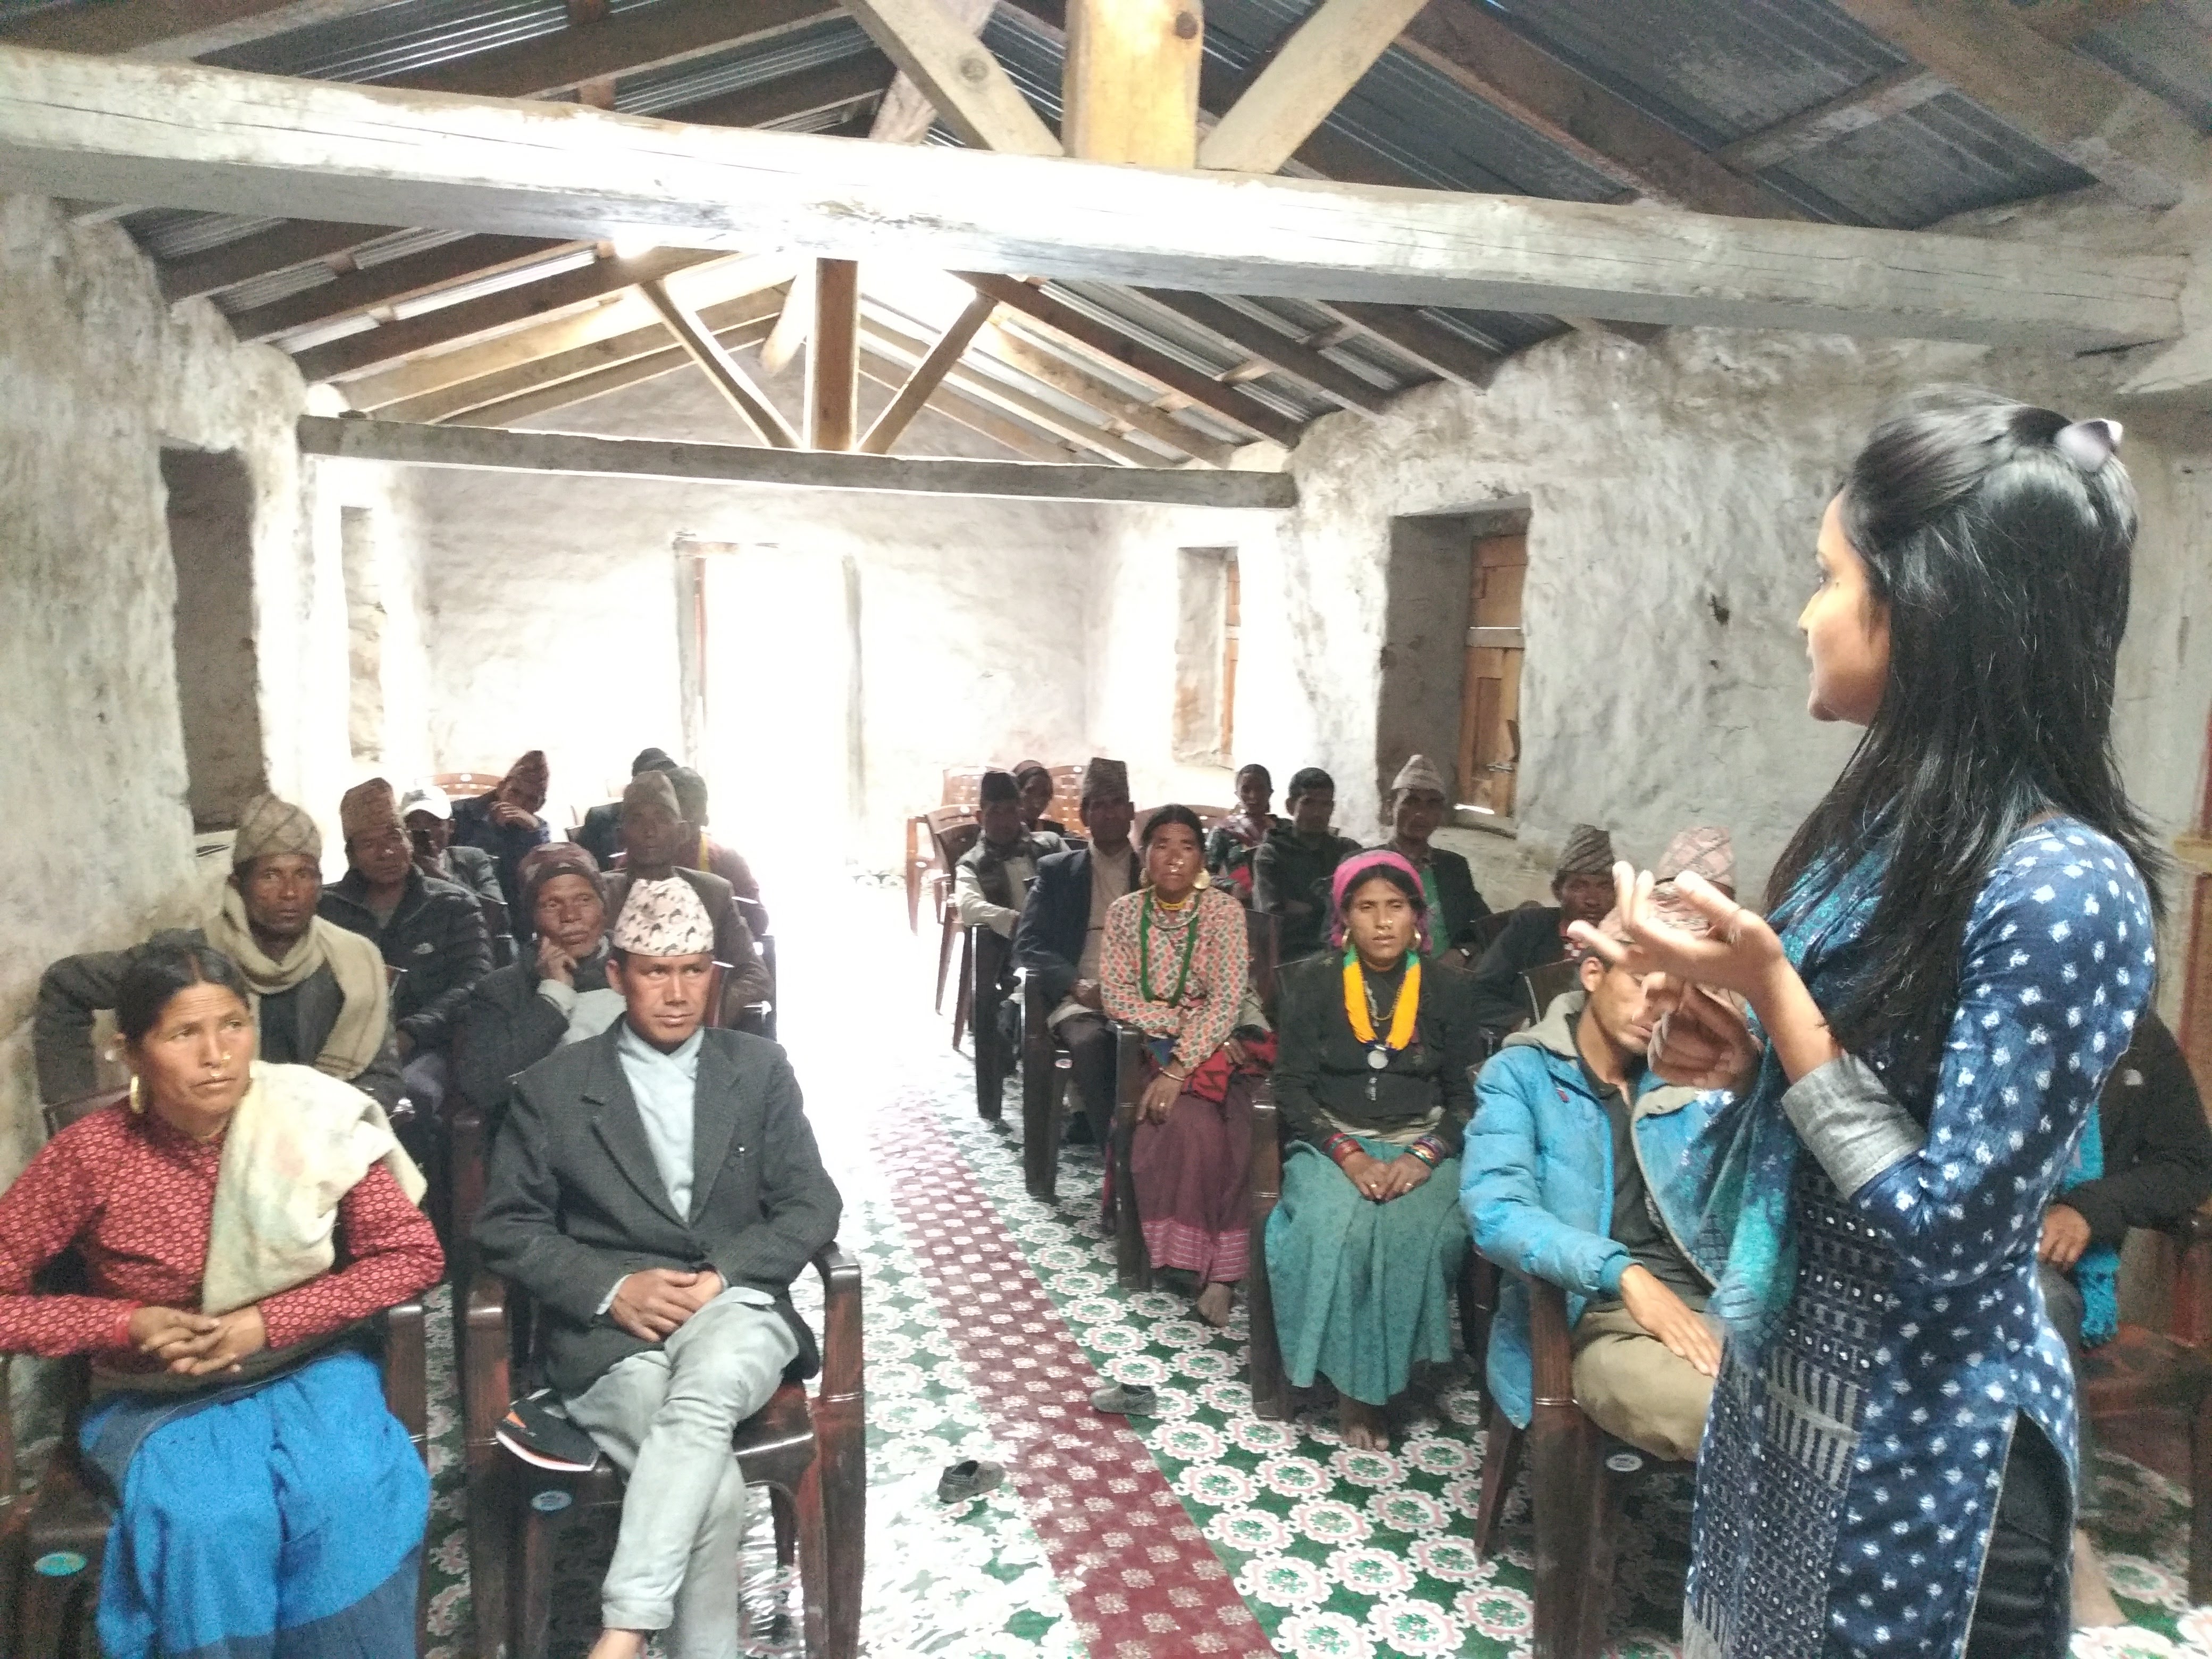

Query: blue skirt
[[80, 1348, 428, 1659], [1264, 1139, 1468, 1406]]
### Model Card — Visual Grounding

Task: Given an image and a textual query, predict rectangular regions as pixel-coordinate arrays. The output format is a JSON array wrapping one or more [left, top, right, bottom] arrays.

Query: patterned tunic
[[0, 1105, 443, 1363], [1099, 885, 1249, 1068], [1685, 823, 2152, 1659]]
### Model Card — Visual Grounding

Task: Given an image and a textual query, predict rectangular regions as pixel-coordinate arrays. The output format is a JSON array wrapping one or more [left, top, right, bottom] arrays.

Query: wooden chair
[[1245, 1086, 1486, 1420], [931, 818, 983, 1044], [1046, 765, 1084, 835], [463, 1246, 864, 1659], [0, 1089, 432, 1659], [1469, 1264, 1690, 1659], [1019, 971, 1075, 1201], [1110, 911, 1280, 1290], [433, 770, 502, 799], [971, 926, 1016, 1122], [1467, 907, 1520, 956], [2079, 1205, 2212, 1601]]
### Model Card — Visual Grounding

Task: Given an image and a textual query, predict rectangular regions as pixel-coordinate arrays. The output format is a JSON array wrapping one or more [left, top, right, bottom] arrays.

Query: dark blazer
[[1252, 826, 1362, 964], [1014, 843, 1141, 1006], [453, 949, 613, 1129], [436, 844, 513, 963], [574, 801, 624, 867], [320, 867, 493, 1054], [1411, 846, 1491, 951], [474, 1023, 843, 1397]]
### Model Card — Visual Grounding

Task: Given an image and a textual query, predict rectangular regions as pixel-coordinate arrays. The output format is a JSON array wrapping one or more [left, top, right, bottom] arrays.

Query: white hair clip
[[2055, 417, 2123, 473]]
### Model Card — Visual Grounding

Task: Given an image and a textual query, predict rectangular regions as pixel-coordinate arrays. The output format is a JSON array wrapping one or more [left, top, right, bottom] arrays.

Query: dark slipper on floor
[[1090, 1382, 1158, 1417], [936, 1459, 1006, 1503]]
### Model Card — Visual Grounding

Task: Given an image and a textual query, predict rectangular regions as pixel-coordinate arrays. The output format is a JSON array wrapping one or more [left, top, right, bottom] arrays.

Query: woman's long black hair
[[1767, 386, 2163, 1106], [116, 942, 252, 1044]]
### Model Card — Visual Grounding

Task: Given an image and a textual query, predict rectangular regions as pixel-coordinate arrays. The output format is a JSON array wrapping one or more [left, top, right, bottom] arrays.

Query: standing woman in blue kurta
[[1579, 389, 2161, 1659]]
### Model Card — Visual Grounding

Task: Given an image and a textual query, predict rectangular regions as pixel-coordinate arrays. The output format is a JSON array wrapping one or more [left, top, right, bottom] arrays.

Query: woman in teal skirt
[[1265, 849, 1480, 1447]]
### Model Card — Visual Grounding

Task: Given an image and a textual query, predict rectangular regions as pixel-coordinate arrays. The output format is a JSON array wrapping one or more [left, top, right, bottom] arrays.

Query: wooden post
[[859, 290, 996, 454], [807, 256, 860, 450], [1063, 0, 1202, 166]]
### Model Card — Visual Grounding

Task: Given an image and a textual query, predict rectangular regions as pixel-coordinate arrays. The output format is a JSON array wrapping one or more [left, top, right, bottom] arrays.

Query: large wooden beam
[[1829, 0, 2205, 211], [292, 247, 720, 382], [641, 278, 801, 446], [860, 290, 999, 453], [807, 257, 860, 449], [0, 48, 2183, 350], [1062, 0, 1201, 166], [2010, 0, 2165, 43], [840, 0, 1062, 155], [1197, 0, 1429, 175], [1135, 287, 1389, 414], [1396, 0, 1798, 219], [1715, 66, 1948, 174], [299, 415, 1298, 506], [225, 234, 584, 342]]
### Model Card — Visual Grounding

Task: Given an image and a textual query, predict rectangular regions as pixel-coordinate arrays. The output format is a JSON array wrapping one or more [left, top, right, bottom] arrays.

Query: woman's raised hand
[[1570, 863, 1786, 1001], [1648, 979, 1763, 1094]]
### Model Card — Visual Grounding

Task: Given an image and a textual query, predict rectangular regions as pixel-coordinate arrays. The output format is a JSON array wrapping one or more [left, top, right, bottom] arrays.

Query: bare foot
[[2071, 1529, 2126, 1628], [588, 1629, 649, 1659], [1195, 1282, 1234, 1327], [1339, 1396, 1390, 1451]]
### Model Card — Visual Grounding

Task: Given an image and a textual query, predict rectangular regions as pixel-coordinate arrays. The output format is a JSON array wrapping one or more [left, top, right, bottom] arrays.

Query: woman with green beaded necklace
[[1100, 806, 1260, 1327]]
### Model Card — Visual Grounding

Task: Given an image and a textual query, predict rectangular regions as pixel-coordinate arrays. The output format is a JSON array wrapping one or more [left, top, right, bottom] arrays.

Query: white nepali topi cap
[[612, 875, 715, 957]]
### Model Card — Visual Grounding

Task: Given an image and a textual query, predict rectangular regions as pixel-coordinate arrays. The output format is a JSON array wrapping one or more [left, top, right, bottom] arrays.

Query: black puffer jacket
[[320, 867, 492, 1055]]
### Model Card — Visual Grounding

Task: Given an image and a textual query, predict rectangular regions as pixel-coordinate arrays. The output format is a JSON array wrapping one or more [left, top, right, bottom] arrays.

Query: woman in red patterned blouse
[[1101, 805, 1266, 1327], [0, 941, 442, 1659]]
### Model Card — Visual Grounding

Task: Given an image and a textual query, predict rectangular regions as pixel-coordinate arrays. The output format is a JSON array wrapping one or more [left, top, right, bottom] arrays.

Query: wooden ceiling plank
[[1396, 0, 1800, 217], [858, 289, 999, 454], [1309, 300, 1497, 390], [0, 48, 2183, 351], [641, 276, 801, 445], [293, 247, 721, 383], [979, 322, 1234, 464], [299, 413, 1300, 505], [958, 275, 1303, 445], [1830, 0, 2203, 210], [839, 0, 1062, 154], [1197, 0, 1429, 175], [225, 233, 583, 342], [1136, 286, 1390, 414], [1716, 65, 1948, 173]]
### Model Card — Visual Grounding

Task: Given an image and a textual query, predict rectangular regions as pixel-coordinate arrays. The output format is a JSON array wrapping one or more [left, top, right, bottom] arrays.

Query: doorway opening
[[162, 447, 266, 830]]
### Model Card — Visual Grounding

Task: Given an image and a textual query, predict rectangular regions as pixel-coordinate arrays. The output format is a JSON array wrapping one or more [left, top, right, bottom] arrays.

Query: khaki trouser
[[1570, 1299, 1713, 1462]]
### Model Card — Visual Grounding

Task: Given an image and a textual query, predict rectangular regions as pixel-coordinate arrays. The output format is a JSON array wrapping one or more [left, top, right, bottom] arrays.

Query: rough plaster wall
[[0, 193, 334, 1187], [411, 453, 1101, 859], [309, 456, 435, 786]]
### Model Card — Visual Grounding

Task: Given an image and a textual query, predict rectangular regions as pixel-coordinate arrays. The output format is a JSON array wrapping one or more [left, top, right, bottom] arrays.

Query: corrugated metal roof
[[1045, 281, 1333, 424], [2077, 0, 2212, 133], [613, 14, 876, 115], [204, 0, 567, 80], [1478, 0, 2097, 227]]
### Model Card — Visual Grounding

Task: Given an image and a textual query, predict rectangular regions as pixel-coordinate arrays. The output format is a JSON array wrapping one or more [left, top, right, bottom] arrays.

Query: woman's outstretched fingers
[[1567, 919, 1628, 966]]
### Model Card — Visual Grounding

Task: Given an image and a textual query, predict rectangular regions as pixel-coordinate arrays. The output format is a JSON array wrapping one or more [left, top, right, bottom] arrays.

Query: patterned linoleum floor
[[411, 884, 2212, 1658]]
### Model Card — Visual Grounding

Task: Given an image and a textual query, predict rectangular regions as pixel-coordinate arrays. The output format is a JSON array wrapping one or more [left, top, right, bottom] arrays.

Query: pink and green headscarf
[[1328, 849, 1431, 954]]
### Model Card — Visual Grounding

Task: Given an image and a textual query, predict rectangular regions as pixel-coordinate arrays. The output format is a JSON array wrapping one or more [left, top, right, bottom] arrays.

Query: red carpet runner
[[875, 1096, 1272, 1657]]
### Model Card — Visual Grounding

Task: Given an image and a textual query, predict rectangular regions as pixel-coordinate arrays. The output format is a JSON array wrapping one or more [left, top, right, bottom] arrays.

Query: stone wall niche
[[160, 446, 267, 830]]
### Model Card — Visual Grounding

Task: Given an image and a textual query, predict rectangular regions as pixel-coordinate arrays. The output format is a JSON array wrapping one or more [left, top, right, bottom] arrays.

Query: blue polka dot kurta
[[1683, 823, 2154, 1659]]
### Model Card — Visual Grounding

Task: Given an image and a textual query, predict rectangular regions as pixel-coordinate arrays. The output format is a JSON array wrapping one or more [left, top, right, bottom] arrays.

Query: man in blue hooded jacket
[[1460, 928, 1721, 1461]]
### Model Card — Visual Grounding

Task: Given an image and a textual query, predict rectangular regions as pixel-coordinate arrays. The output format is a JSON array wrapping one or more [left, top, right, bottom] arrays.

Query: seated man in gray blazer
[[476, 873, 842, 1659]]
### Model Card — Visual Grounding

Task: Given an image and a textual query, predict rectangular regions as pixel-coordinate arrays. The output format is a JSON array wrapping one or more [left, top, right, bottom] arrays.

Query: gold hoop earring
[[127, 1074, 145, 1115]]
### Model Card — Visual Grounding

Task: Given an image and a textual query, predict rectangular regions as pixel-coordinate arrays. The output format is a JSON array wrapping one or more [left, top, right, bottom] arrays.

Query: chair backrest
[[941, 768, 988, 808], [936, 821, 982, 870], [1468, 907, 1519, 954], [1187, 805, 1235, 831], [1525, 957, 1581, 1025], [1048, 764, 1084, 832], [434, 770, 501, 799], [44, 1085, 129, 1137], [1245, 908, 1281, 1017], [925, 806, 979, 868]]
